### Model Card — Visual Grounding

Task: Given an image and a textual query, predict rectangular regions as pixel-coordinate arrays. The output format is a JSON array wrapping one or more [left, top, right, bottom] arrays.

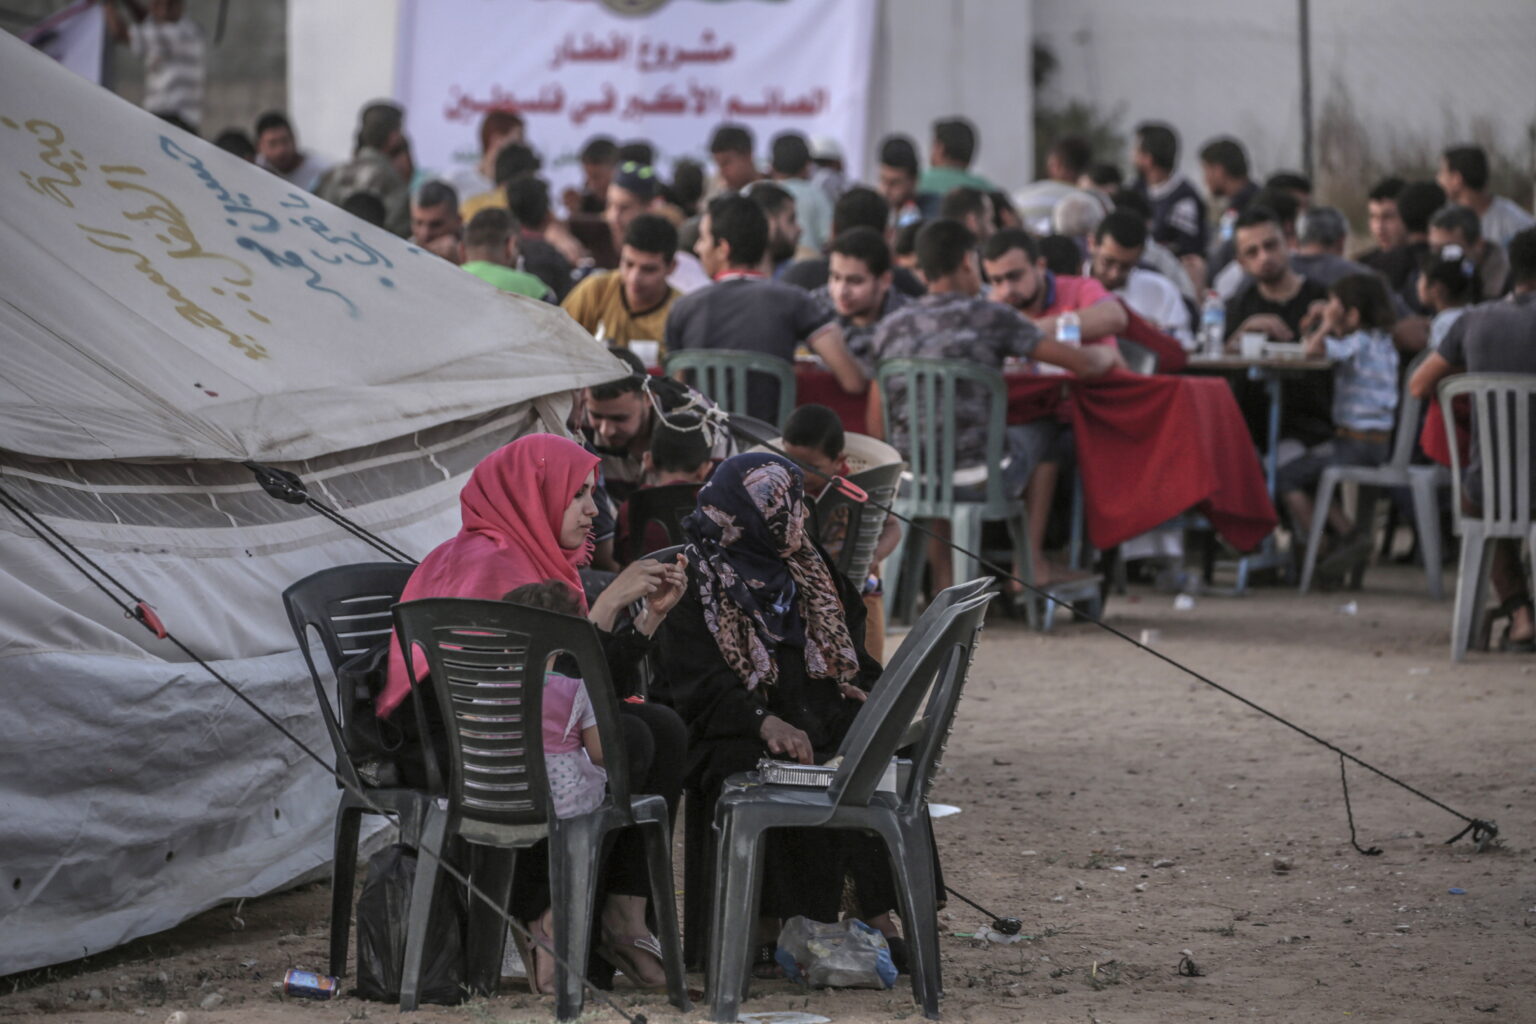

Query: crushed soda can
[[282, 968, 338, 1000]]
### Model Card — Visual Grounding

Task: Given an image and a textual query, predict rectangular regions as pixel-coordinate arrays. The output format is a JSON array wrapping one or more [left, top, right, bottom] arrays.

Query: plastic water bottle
[[1199, 291, 1225, 357], [1056, 309, 1081, 347]]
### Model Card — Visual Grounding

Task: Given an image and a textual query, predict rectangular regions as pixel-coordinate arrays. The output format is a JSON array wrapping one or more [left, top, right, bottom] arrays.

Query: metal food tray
[[755, 758, 906, 792]]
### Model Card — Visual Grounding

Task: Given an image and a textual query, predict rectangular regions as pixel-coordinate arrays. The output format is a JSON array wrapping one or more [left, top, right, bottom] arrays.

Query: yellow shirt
[[561, 271, 678, 350], [459, 188, 507, 222]]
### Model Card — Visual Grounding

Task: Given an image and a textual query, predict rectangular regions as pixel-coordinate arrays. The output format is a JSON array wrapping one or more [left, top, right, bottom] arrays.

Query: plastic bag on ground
[[774, 915, 897, 989], [355, 843, 467, 1004]]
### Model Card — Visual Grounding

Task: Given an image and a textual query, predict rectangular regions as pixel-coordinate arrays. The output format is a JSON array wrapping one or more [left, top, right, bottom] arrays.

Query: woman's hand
[[759, 714, 814, 764], [589, 559, 672, 631], [643, 555, 689, 619], [837, 681, 868, 704]]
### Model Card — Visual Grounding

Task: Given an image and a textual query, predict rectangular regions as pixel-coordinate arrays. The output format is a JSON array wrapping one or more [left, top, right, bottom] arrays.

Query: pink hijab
[[378, 434, 600, 717]]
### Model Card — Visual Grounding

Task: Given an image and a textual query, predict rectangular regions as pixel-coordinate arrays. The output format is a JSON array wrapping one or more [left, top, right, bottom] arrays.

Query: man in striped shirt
[[103, 0, 205, 133]]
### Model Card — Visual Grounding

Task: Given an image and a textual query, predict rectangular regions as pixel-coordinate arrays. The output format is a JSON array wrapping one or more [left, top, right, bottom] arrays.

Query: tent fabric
[[0, 32, 627, 973], [0, 32, 625, 462]]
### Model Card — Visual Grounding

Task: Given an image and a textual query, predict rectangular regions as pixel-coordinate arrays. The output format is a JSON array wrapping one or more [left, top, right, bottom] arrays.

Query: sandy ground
[[4, 563, 1533, 1024]]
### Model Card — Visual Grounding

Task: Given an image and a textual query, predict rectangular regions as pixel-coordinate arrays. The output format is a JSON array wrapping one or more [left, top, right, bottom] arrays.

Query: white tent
[[0, 32, 626, 973]]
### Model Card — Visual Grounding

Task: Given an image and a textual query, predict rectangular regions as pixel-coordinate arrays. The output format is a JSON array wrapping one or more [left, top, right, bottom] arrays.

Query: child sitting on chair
[[1278, 273, 1400, 578], [613, 412, 714, 563], [500, 579, 667, 993], [781, 404, 902, 660]]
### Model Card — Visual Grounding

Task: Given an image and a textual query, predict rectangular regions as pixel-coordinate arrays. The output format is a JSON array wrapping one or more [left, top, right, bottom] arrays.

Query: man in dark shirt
[[1199, 135, 1259, 277], [809, 227, 909, 374], [1132, 122, 1207, 274], [1225, 206, 1331, 447], [1410, 226, 1536, 649], [666, 194, 864, 422], [781, 186, 926, 297], [505, 176, 575, 301], [1357, 177, 1414, 290]]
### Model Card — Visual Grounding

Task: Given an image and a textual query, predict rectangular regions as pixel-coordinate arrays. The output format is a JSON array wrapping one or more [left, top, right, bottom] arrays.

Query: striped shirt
[[1324, 329, 1399, 433], [129, 18, 205, 128]]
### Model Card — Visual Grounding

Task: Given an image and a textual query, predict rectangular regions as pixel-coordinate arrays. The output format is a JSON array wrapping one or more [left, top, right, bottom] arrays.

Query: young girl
[[502, 580, 608, 820], [1277, 273, 1400, 567], [499, 578, 670, 993], [1418, 244, 1479, 349]]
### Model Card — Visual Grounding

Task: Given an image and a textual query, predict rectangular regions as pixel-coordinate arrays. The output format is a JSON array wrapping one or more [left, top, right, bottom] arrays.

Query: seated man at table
[[1409, 226, 1536, 650], [582, 348, 732, 505], [1225, 206, 1333, 449], [982, 226, 1128, 585], [781, 186, 927, 297], [1088, 210, 1194, 349], [562, 213, 680, 349], [809, 227, 910, 375], [667, 193, 866, 422], [870, 219, 1121, 593]]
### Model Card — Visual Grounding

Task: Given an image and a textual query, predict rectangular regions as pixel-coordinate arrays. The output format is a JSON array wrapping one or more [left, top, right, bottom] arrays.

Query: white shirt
[[1115, 267, 1194, 347], [667, 251, 711, 295], [128, 17, 205, 127], [257, 152, 332, 194], [1481, 196, 1535, 249]]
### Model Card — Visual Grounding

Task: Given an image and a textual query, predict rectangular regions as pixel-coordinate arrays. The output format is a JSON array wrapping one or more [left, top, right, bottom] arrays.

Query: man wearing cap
[[604, 161, 711, 294]]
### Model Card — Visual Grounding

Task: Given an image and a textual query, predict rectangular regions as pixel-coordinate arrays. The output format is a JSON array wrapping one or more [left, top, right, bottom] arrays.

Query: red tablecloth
[[795, 366, 1276, 552]]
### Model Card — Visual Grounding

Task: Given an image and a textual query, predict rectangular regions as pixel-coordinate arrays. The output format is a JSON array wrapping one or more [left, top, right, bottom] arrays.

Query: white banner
[[21, 0, 105, 85], [395, 0, 876, 195]]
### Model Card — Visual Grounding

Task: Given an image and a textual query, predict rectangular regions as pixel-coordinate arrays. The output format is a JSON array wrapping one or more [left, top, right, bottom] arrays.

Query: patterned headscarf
[[682, 453, 861, 692]]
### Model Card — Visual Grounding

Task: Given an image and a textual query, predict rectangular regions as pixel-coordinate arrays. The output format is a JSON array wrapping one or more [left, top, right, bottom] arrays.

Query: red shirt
[[1042, 274, 1117, 346]]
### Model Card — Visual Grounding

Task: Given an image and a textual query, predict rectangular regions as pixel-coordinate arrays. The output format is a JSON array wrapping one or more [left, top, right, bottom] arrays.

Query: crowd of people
[[170, 57, 1536, 993]]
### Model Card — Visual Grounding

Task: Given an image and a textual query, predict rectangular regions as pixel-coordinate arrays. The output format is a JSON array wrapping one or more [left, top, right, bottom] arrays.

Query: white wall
[[868, 0, 1035, 191], [288, 0, 401, 165], [1033, 0, 1536, 188]]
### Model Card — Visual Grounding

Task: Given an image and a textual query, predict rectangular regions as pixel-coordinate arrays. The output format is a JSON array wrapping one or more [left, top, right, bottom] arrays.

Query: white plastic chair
[[1298, 350, 1451, 598], [1437, 374, 1536, 661]]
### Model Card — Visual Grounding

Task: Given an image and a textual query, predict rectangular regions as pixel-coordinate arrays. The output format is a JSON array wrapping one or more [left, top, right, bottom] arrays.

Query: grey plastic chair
[[878, 357, 1099, 630], [391, 598, 690, 1018], [677, 577, 989, 971], [705, 589, 996, 1022], [665, 349, 797, 428], [282, 562, 425, 978], [1298, 349, 1451, 598], [1438, 374, 1536, 661], [1116, 338, 1160, 375]]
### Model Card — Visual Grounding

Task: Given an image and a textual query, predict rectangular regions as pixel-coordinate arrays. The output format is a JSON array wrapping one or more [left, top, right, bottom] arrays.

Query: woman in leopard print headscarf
[[658, 453, 899, 957]]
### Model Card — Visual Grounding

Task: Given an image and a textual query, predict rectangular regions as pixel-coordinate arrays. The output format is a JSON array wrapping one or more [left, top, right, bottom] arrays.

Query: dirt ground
[[5, 563, 1533, 1024]]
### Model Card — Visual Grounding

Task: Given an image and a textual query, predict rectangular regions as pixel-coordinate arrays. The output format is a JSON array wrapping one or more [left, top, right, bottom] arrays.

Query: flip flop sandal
[[597, 931, 668, 989]]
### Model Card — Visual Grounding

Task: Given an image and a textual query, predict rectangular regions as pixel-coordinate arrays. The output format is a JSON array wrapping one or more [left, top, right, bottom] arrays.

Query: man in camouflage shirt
[[317, 102, 412, 237], [869, 218, 1119, 590]]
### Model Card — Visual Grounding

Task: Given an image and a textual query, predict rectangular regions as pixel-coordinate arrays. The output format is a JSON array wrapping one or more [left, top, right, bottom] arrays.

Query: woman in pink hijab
[[383, 433, 687, 991]]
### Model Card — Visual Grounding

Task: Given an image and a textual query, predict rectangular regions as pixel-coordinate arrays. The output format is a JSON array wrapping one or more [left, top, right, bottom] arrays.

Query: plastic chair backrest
[[1439, 373, 1536, 533], [1117, 339, 1159, 375], [876, 357, 1010, 516], [623, 483, 702, 563], [664, 349, 796, 428], [1386, 348, 1435, 469], [282, 562, 417, 785], [392, 598, 631, 827], [902, 593, 994, 810], [815, 461, 904, 587], [827, 591, 993, 808]]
